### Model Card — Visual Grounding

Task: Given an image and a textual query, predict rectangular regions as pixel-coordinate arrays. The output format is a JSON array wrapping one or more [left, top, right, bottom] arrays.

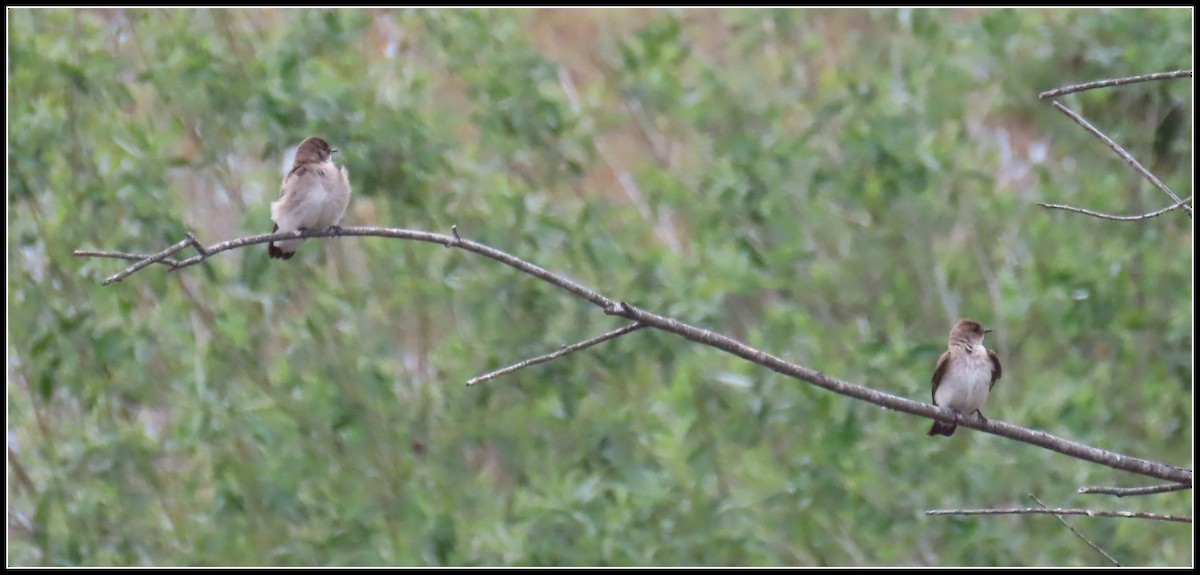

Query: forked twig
[[1049, 101, 1191, 218]]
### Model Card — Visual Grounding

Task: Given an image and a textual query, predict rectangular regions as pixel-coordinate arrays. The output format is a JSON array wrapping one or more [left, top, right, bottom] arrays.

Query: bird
[[927, 319, 1002, 437], [268, 136, 351, 260]]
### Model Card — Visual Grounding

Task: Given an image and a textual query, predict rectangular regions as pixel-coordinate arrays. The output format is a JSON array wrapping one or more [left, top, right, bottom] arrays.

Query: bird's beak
[[330, 147, 339, 154], [984, 328, 993, 334]]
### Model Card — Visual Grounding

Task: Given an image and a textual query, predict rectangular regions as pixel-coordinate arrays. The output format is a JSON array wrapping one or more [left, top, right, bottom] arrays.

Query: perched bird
[[927, 319, 1002, 437], [268, 136, 351, 260]]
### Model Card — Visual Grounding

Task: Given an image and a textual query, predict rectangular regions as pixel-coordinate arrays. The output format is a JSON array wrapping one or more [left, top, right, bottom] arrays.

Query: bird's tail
[[927, 421, 957, 437], [268, 223, 295, 260]]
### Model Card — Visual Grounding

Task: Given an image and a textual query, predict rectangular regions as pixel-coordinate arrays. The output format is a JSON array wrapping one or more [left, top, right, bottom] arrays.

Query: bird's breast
[[934, 349, 994, 412]]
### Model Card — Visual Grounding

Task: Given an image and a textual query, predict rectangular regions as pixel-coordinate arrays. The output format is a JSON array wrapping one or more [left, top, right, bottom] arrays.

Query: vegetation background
[[7, 8, 1193, 567]]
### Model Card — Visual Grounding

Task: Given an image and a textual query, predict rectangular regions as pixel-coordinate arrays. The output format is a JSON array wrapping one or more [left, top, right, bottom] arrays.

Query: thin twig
[[75, 227, 1195, 485], [97, 235, 197, 285], [1049, 101, 1192, 218], [467, 322, 646, 386], [1037, 195, 1192, 222], [1079, 483, 1192, 498], [926, 508, 1190, 524], [1028, 494, 1121, 566], [556, 64, 682, 253], [1039, 70, 1192, 99], [72, 249, 182, 268]]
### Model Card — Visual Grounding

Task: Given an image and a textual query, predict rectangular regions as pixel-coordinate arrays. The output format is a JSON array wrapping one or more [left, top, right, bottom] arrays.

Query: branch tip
[[1078, 483, 1192, 498], [468, 322, 645, 386]]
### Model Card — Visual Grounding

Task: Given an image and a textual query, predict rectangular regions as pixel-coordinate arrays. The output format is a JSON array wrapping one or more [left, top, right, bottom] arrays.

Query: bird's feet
[[327, 225, 343, 235]]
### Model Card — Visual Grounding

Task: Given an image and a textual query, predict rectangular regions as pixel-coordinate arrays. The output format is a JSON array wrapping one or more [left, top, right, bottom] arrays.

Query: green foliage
[[8, 7, 1191, 566]]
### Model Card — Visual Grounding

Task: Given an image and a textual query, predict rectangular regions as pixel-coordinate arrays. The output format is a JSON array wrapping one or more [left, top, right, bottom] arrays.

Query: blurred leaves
[[8, 8, 1192, 567]]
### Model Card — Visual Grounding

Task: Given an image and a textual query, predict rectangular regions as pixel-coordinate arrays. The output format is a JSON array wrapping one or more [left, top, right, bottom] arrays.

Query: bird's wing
[[278, 165, 307, 199], [988, 348, 1002, 390], [930, 349, 951, 403]]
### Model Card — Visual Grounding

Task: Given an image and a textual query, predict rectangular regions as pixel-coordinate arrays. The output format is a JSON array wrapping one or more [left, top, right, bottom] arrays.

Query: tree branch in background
[[1019, 72, 1192, 534], [73, 227, 1194, 486], [1028, 494, 1121, 566], [926, 507, 1191, 524], [467, 322, 647, 386], [1038, 69, 1192, 99], [1078, 483, 1192, 498], [1044, 100, 1192, 219], [1038, 195, 1193, 221], [556, 64, 683, 254]]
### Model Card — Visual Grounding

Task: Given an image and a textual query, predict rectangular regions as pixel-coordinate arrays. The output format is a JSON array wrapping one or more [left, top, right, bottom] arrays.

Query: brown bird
[[268, 136, 351, 260], [927, 319, 1002, 437]]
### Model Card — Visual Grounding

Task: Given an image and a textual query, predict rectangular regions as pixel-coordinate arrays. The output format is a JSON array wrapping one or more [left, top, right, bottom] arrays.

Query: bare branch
[[76, 226, 612, 302], [467, 322, 646, 386], [72, 249, 182, 269], [1078, 483, 1192, 498], [1049, 101, 1192, 218], [1037, 195, 1193, 222], [75, 228, 1195, 485], [603, 302, 1192, 485], [98, 235, 199, 285], [557, 64, 683, 253], [72, 235, 210, 276], [1039, 70, 1192, 99], [926, 507, 1190, 524], [1028, 494, 1120, 566]]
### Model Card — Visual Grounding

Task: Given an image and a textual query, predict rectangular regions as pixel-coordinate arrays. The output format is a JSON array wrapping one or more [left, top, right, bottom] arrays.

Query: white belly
[[934, 350, 993, 413], [285, 180, 342, 229], [270, 165, 348, 253], [309, 179, 346, 229]]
